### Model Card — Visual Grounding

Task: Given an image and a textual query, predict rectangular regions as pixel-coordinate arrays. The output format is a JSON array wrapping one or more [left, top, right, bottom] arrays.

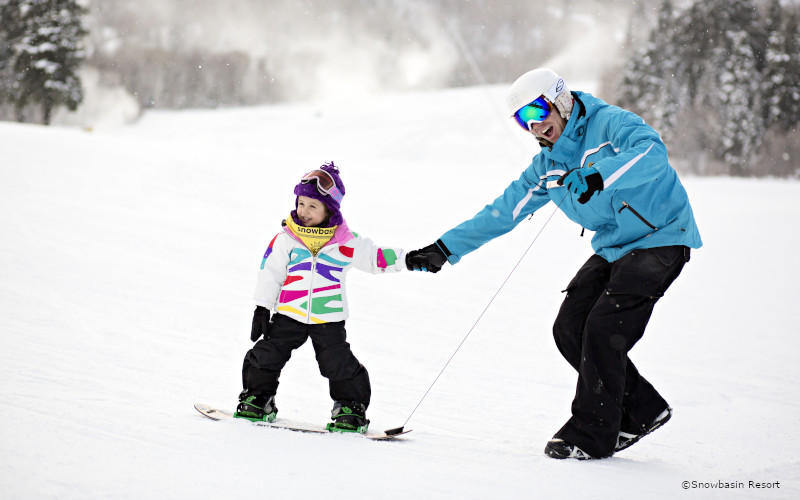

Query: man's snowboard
[[194, 403, 411, 440]]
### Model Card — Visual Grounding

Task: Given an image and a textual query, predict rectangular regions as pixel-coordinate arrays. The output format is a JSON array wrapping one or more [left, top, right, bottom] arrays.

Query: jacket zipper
[[307, 254, 317, 324], [619, 201, 657, 231]]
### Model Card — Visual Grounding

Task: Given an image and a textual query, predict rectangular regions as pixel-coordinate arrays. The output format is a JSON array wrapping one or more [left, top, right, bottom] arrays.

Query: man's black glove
[[406, 241, 449, 273], [250, 306, 270, 342], [557, 167, 604, 204]]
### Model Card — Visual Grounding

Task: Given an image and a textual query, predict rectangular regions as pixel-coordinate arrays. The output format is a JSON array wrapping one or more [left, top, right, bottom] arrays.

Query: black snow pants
[[552, 245, 690, 458], [241, 313, 371, 407]]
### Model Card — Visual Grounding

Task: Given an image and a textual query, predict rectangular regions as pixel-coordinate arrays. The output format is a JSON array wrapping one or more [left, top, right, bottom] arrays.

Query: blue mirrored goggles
[[513, 96, 552, 131]]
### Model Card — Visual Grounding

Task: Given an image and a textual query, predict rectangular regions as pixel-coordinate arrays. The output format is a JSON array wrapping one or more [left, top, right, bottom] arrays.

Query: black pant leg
[[556, 292, 662, 457], [552, 254, 611, 370], [619, 357, 668, 434], [242, 314, 309, 396], [614, 246, 689, 432], [309, 321, 371, 407], [554, 246, 688, 457]]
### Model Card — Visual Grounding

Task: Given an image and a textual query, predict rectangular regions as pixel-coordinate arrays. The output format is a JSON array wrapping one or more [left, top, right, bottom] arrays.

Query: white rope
[[400, 193, 568, 429]]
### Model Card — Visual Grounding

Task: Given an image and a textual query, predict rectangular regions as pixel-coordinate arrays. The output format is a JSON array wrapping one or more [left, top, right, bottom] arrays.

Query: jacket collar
[[542, 92, 588, 165], [282, 216, 354, 250]]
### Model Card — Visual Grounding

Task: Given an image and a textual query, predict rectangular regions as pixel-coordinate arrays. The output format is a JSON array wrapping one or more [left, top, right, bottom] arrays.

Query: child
[[235, 162, 405, 433]]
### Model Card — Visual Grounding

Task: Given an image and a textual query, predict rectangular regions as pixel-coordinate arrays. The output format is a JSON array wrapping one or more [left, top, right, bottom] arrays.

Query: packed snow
[[1, 84, 798, 499]]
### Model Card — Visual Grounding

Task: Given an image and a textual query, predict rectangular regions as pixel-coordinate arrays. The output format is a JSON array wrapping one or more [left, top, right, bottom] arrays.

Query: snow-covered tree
[[763, 0, 786, 127], [712, 29, 762, 175], [618, 0, 677, 134], [764, 5, 800, 132], [779, 13, 800, 131], [617, 0, 795, 176], [0, 0, 88, 124]]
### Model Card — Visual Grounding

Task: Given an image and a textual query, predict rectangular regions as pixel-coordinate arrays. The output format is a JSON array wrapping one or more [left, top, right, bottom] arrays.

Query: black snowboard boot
[[615, 407, 672, 452], [234, 392, 277, 422], [328, 401, 369, 433], [544, 438, 595, 460]]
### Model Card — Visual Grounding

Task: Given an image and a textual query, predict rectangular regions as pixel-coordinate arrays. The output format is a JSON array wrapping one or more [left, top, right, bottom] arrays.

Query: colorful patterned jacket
[[254, 218, 405, 324]]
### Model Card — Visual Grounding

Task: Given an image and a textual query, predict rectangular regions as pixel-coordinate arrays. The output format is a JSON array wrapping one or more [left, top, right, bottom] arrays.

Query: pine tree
[[781, 12, 800, 131], [649, 0, 680, 139], [618, 0, 677, 134], [622, 0, 771, 175], [763, 0, 785, 127], [713, 28, 761, 176], [0, 0, 88, 124], [764, 9, 800, 132]]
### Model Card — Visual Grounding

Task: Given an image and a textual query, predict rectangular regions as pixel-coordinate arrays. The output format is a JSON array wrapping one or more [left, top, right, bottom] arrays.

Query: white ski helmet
[[506, 68, 574, 121]]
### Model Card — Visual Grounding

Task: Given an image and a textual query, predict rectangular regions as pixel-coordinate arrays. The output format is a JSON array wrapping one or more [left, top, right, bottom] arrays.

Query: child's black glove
[[251, 306, 270, 342], [406, 241, 448, 273]]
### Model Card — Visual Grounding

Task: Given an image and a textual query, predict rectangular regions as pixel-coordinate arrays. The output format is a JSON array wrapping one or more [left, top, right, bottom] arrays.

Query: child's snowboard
[[194, 403, 411, 440]]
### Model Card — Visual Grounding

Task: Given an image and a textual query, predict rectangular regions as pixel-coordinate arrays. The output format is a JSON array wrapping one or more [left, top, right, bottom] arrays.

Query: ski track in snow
[[1, 85, 798, 499]]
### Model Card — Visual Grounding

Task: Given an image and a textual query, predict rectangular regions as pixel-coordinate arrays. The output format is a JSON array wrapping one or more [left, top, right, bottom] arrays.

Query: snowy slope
[[1, 85, 798, 499]]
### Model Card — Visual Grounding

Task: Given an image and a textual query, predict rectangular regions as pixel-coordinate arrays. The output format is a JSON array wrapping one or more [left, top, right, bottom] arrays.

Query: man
[[406, 68, 702, 460]]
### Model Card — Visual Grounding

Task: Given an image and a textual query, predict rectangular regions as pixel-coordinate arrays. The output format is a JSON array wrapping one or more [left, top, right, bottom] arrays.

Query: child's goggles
[[301, 170, 344, 203], [513, 96, 552, 131]]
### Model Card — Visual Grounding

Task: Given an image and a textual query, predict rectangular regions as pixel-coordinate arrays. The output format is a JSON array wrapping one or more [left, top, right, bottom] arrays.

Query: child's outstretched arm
[[350, 234, 405, 274]]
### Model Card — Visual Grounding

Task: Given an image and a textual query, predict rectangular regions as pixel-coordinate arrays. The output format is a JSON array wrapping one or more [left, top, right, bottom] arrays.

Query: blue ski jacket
[[439, 91, 702, 264]]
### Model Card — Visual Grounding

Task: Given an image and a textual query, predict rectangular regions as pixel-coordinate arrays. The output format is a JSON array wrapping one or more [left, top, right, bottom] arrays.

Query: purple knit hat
[[293, 161, 345, 226]]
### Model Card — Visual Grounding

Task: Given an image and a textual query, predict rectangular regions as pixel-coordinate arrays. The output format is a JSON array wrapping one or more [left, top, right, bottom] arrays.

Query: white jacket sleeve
[[253, 233, 291, 309], [351, 234, 405, 274]]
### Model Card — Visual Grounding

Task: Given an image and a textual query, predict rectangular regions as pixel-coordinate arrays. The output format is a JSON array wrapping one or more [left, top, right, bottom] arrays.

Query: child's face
[[296, 196, 329, 227]]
